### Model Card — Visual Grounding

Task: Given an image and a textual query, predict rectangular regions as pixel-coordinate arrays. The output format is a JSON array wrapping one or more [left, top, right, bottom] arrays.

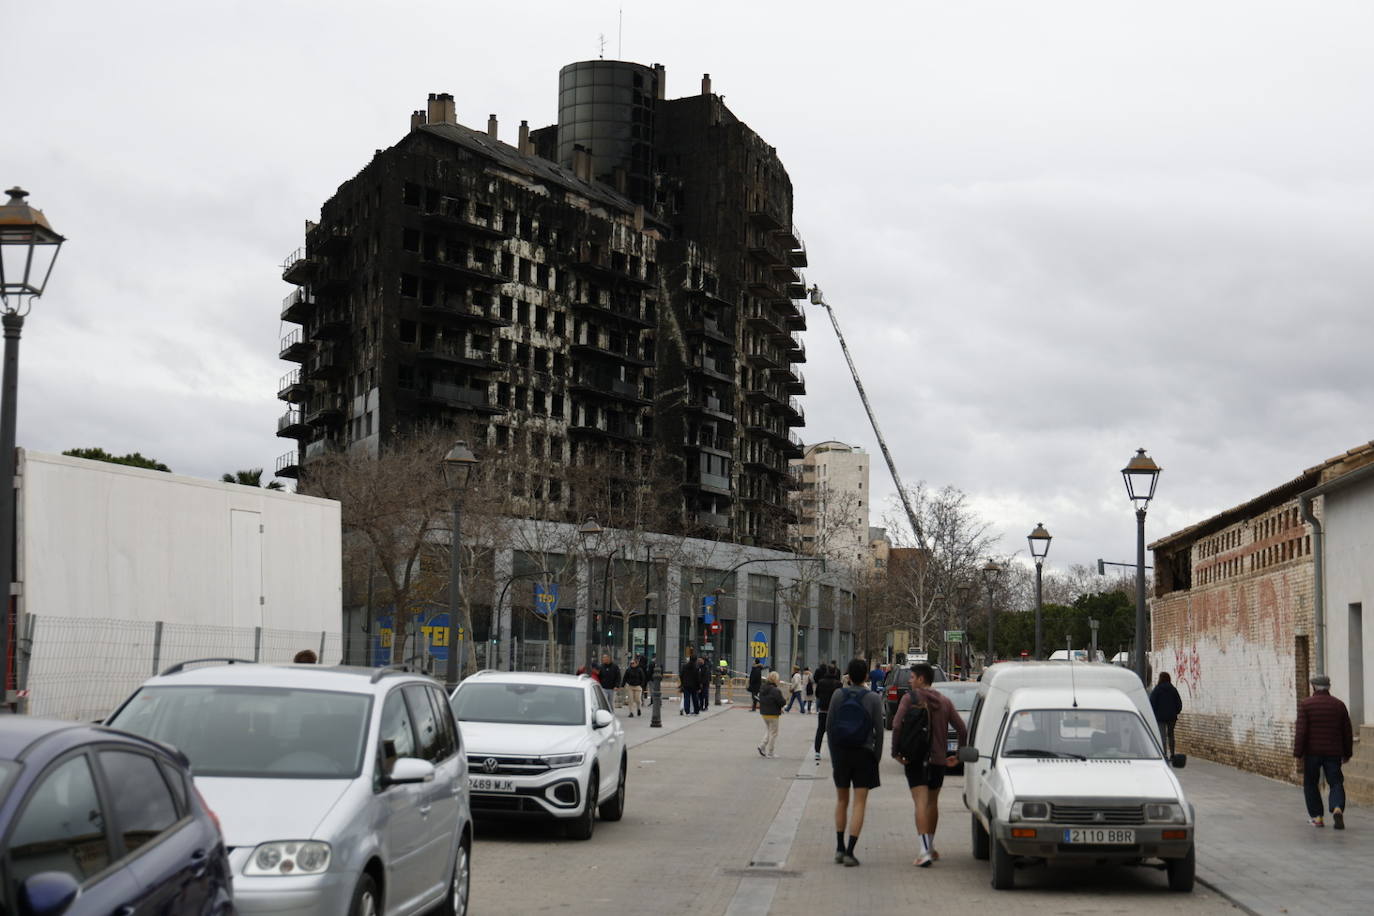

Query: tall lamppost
[[956, 583, 972, 678], [688, 574, 703, 656], [1121, 448, 1162, 682], [982, 559, 1004, 670], [1028, 523, 1052, 660], [441, 441, 478, 688], [577, 517, 605, 672], [649, 553, 671, 727], [0, 188, 64, 706]]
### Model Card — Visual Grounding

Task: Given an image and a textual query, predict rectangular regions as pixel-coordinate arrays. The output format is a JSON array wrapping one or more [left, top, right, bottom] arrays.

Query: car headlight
[[243, 841, 332, 876], [1010, 801, 1050, 822], [1145, 803, 1186, 824], [544, 753, 585, 769]]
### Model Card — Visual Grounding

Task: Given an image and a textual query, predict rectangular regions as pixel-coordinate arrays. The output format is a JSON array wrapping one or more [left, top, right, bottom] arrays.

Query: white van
[[959, 662, 1194, 892], [1048, 649, 1105, 663]]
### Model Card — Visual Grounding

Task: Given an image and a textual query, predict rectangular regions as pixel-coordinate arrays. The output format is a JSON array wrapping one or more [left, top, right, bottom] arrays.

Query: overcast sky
[[8, 0, 1373, 577]]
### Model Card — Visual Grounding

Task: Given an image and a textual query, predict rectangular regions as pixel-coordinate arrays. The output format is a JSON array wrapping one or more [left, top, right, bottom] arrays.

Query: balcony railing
[[685, 431, 732, 452], [280, 288, 315, 323], [273, 450, 300, 479], [279, 328, 310, 362]]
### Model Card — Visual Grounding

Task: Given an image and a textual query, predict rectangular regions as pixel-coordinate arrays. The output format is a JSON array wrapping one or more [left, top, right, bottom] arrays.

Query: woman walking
[[757, 671, 786, 757]]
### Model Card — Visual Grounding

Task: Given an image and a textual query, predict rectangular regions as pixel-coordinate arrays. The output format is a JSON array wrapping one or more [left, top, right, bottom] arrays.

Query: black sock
[[835, 831, 845, 852], [846, 835, 858, 855]]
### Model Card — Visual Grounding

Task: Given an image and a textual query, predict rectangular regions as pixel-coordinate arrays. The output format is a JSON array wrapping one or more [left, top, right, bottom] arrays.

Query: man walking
[[827, 659, 885, 866], [813, 661, 841, 764], [748, 660, 765, 711], [1294, 674, 1354, 828], [1150, 671, 1184, 757], [869, 662, 886, 693], [598, 653, 622, 711], [892, 662, 967, 867], [623, 656, 646, 716], [696, 655, 711, 710], [679, 652, 699, 715], [757, 672, 786, 757], [785, 667, 805, 713]]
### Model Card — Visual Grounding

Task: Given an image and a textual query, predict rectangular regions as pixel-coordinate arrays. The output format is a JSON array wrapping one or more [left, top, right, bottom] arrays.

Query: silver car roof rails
[[160, 657, 257, 677], [369, 664, 415, 684]]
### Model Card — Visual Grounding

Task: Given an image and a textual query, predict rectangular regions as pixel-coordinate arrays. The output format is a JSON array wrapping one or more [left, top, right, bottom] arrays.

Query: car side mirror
[[383, 757, 436, 787], [19, 871, 81, 916], [1171, 753, 1187, 769], [957, 746, 980, 764], [593, 709, 615, 729]]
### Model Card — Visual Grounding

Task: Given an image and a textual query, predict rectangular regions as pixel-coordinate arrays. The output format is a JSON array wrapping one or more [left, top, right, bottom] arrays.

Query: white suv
[[450, 671, 626, 839], [107, 660, 472, 916]]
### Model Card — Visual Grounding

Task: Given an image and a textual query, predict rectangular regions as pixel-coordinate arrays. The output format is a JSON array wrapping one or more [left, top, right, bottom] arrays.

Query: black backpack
[[829, 687, 873, 748], [894, 700, 932, 764]]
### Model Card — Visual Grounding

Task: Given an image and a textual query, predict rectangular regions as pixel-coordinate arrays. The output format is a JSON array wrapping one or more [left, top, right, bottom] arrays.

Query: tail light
[[193, 784, 222, 835], [886, 687, 898, 700]]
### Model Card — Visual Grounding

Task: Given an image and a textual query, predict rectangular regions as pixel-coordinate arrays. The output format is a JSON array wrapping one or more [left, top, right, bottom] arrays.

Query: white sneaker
[[914, 851, 933, 868]]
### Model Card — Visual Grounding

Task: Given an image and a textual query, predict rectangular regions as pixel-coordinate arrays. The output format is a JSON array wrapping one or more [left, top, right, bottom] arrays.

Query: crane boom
[[809, 286, 928, 552]]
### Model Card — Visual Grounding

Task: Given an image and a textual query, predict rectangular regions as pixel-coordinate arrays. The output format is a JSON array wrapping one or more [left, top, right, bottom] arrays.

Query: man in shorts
[[827, 658, 885, 866], [892, 662, 967, 867]]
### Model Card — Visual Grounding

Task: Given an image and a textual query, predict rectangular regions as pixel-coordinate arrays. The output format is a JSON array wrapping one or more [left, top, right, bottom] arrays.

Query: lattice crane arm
[[808, 285, 928, 553]]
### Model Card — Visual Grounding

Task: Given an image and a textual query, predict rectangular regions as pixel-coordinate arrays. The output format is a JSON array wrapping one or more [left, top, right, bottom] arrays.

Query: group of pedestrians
[[679, 652, 717, 715], [757, 659, 968, 868], [580, 652, 657, 716]]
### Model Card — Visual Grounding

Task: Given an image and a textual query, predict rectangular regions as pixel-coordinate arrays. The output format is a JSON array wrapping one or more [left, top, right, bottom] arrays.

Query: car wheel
[[971, 814, 990, 860], [598, 757, 626, 822], [439, 838, 470, 916], [567, 768, 598, 840], [1166, 844, 1195, 892], [349, 873, 380, 916], [989, 821, 1014, 890]]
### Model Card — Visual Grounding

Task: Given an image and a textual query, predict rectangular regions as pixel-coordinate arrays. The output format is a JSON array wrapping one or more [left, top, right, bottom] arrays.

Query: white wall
[[1323, 479, 1374, 725], [18, 450, 342, 634]]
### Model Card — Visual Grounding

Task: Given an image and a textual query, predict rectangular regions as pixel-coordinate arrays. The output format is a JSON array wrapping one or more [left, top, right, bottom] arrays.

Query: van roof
[[981, 661, 1145, 694], [1006, 686, 1140, 712]]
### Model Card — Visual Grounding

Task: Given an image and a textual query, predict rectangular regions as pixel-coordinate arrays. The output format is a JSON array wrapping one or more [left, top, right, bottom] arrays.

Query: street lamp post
[[0, 188, 64, 708], [650, 554, 671, 727], [576, 517, 608, 673], [956, 583, 972, 678], [1028, 523, 1052, 660], [1121, 448, 1162, 682], [441, 442, 478, 689], [982, 560, 1004, 670]]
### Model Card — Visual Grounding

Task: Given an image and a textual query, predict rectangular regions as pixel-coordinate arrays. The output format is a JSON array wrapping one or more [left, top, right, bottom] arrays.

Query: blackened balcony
[[687, 354, 733, 384], [782, 299, 807, 331], [307, 307, 351, 341], [686, 316, 733, 345], [304, 438, 345, 460], [420, 254, 499, 285], [685, 396, 735, 421], [282, 247, 317, 285], [570, 370, 649, 405], [691, 510, 731, 531], [684, 431, 732, 454], [745, 347, 783, 371], [773, 363, 806, 394], [742, 446, 782, 471], [747, 273, 782, 299], [786, 331, 807, 363], [280, 288, 315, 324], [747, 236, 785, 266], [273, 450, 300, 479], [417, 340, 497, 370], [571, 338, 652, 367], [571, 247, 653, 288], [308, 225, 351, 256], [787, 271, 807, 301], [279, 328, 310, 363], [684, 468, 732, 495], [572, 297, 653, 329], [743, 302, 786, 336], [747, 206, 784, 230], [276, 409, 308, 439], [784, 430, 804, 458], [306, 397, 345, 427], [784, 397, 805, 427], [307, 347, 346, 381], [420, 199, 511, 239], [419, 382, 503, 414], [787, 238, 808, 269], [277, 368, 309, 403], [568, 413, 645, 441], [417, 298, 511, 328]]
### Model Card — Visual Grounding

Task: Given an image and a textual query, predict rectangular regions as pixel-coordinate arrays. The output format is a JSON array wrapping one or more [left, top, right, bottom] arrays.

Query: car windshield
[[452, 683, 586, 726], [107, 686, 371, 779], [1000, 708, 1160, 760], [932, 683, 978, 713]]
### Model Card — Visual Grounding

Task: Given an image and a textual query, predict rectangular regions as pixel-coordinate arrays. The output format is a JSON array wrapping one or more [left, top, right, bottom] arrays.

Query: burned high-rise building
[[274, 62, 807, 549]]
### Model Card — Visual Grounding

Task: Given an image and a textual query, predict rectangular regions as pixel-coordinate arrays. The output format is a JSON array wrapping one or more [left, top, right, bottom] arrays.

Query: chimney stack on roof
[[518, 120, 531, 155], [427, 92, 456, 126], [701, 73, 711, 96], [652, 63, 666, 100], [487, 114, 498, 140], [572, 145, 593, 181], [410, 110, 427, 131]]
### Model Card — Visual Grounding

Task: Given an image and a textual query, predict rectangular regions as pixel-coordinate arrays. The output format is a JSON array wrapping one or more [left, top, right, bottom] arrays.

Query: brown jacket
[[1294, 691, 1353, 758], [892, 687, 967, 767]]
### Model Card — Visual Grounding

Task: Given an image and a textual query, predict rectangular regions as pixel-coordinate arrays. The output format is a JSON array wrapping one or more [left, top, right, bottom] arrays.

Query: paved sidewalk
[[1178, 758, 1374, 915]]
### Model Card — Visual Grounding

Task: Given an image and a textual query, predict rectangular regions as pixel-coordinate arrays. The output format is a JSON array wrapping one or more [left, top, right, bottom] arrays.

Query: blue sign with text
[[702, 594, 716, 625], [534, 583, 560, 616]]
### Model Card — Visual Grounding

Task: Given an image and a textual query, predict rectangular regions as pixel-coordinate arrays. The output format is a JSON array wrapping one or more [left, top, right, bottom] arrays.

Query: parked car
[[0, 716, 233, 916], [929, 680, 979, 775], [450, 671, 626, 839], [106, 660, 472, 916], [881, 664, 948, 729], [959, 662, 1193, 892]]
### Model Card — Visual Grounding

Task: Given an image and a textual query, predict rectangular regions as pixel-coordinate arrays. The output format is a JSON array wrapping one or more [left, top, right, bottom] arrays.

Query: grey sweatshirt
[[826, 686, 885, 758]]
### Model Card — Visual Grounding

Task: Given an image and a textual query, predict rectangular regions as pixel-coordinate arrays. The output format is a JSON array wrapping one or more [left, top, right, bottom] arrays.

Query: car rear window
[[108, 686, 371, 779], [451, 683, 586, 726]]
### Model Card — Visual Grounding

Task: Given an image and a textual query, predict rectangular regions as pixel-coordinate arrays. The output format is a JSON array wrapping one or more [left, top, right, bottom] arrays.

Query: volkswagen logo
[[483, 757, 499, 774], [1093, 812, 1106, 823]]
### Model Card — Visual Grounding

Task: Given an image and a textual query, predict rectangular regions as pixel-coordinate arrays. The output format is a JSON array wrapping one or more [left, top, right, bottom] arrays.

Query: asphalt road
[[466, 700, 1242, 915]]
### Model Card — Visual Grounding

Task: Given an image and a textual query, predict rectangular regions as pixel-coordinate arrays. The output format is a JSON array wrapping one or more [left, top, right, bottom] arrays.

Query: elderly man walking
[[1295, 674, 1354, 829]]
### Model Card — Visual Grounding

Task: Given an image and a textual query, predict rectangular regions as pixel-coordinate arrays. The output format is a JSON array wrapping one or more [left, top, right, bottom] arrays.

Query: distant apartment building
[[868, 526, 891, 573], [791, 441, 870, 569], [274, 63, 806, 549]]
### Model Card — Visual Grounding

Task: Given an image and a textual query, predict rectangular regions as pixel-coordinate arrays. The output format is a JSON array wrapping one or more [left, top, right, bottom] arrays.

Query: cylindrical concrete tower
[[556, 60, 659, 204]]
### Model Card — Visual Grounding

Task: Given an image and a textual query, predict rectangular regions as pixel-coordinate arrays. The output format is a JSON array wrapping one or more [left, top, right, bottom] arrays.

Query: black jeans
[[1157, 719, 1177, 757], [1303, 755, 1347, 818], [813, 711, 829, 753]]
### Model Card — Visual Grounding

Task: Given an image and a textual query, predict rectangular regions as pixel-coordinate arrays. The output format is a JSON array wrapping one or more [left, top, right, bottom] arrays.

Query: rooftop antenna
[[618, 6, 623, 59], [598, 33, 606, 59], [1066, 634, 1079, 708]]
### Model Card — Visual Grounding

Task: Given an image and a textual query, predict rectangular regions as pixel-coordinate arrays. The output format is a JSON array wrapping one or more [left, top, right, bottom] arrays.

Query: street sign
[[700, 642, 714, 652], [749, 630, 769, 663], [945, 630, 964, 643], [702, 594, 716, 625], [533, 583, 560, 616]]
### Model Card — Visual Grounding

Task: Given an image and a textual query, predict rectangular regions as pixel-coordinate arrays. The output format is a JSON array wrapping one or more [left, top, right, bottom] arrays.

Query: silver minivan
[[107, 661, 472, 916]]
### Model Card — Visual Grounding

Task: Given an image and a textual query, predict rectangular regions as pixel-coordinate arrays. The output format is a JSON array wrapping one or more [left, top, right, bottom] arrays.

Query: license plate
[[468, 776, 516, 793], [1062, 828, 1135, 844], [947, 739, 958, 753]]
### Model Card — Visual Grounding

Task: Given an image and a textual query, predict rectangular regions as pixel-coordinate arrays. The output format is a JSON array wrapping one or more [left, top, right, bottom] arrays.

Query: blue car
[[0, 717, 232, 915]]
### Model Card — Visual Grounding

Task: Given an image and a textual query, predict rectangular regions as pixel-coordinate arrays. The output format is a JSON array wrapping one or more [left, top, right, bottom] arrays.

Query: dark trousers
[[682, 689, 697, 715], [813, 711, 829, 753], [698, 685, 710, 709], [1303, 755, 1347, 818], [1157, 719, 1177, 757], [749, 690, 760, 711]]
